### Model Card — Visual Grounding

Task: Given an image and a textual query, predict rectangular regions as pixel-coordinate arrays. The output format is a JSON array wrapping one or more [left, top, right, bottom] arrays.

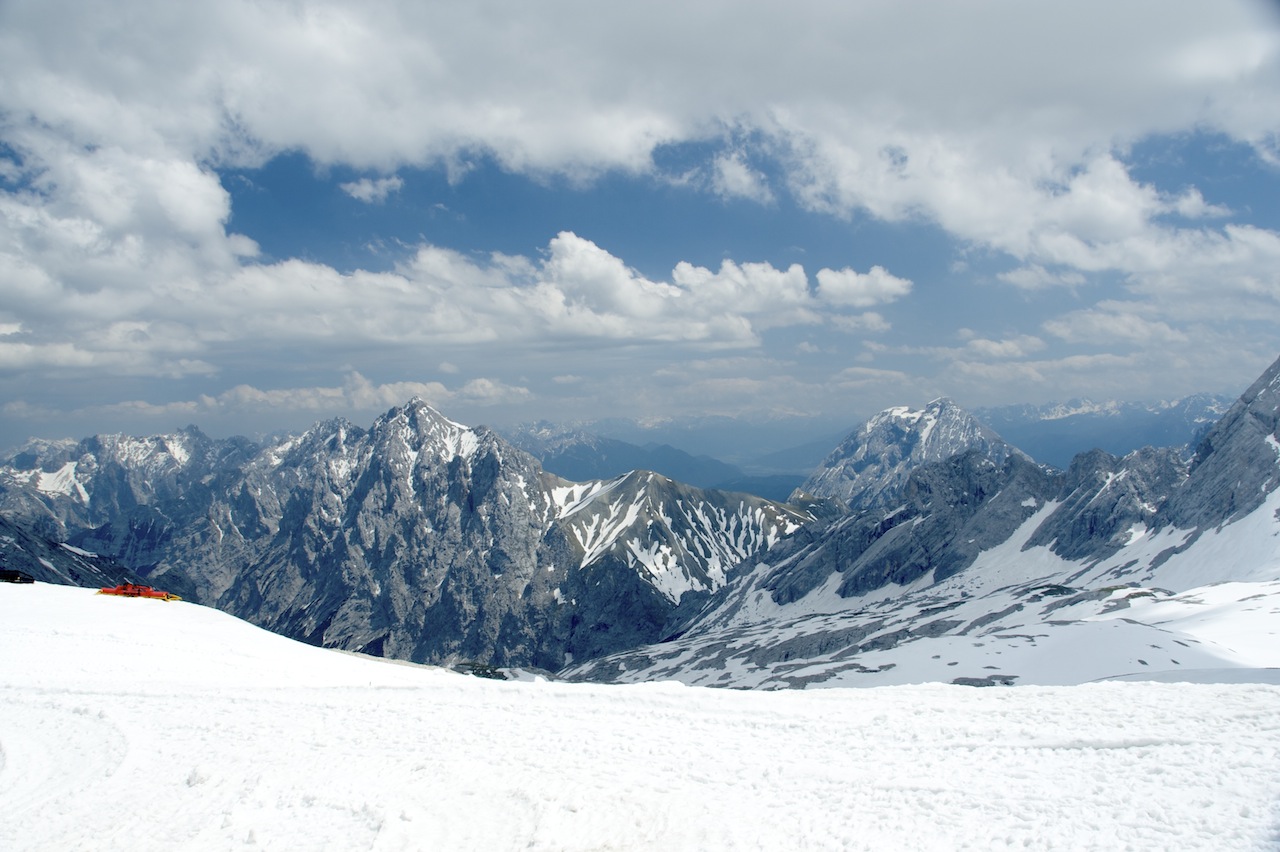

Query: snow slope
[[570, 490, 1280, 689], [3, 583, 1280, 851]]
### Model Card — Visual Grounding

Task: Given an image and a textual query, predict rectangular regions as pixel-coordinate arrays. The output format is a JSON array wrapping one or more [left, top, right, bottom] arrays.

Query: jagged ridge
[[0, 398, 807, 670]]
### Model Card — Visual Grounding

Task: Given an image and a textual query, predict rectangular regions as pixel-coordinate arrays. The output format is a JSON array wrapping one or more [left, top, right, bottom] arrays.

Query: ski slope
[[3, 583, 1280, 851]]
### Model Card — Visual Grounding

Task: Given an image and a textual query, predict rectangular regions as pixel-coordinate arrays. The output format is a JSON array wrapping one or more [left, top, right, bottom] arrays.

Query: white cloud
[[831, 366, 915, 389], [816, 266, 913, 308], [94, 372, 531, 419], [340, 176, 404, 203], [1169, 188, 1230, 219], [1043, 307, 1189, 345], [2, 0, 1279, 434], [4, 2, 1273, 199], [831, 313, 891, 334], [964, 335, 1047, 359], [0, 212, 919, 378], [710, 151, 774, 204], [998, 265, 1088, 290]]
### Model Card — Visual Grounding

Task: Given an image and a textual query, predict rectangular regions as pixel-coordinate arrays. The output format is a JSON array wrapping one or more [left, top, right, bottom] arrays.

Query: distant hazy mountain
[[551, 414, 851, 470], [504, 422, 810, 502], [566, 355, 1280, 688], [503, 422, 741, 487], [974, 394, 1231, 468]]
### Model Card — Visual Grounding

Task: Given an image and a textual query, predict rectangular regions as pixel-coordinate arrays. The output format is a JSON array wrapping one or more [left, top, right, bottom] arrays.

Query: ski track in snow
[[3, 584, 1280, 851]]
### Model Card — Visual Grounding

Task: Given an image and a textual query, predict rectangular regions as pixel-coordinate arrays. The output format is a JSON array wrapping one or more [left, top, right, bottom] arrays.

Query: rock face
[[1158, 355, 1280, 529], [794, 398, 1026, 512], [0, 400, 807, 669], [1023, 446, 1187, 561], [0, 513, 144, 588], [699, 444, 1178, 624]]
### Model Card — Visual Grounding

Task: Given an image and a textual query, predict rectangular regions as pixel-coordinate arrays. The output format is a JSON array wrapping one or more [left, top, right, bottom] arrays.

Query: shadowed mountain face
[[0, 513, 145, 590], [0, 400, 808, 669]]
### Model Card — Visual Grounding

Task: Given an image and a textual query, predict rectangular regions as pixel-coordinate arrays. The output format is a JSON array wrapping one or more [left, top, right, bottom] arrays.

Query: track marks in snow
[[0, 695, 128, 850], [7, 584, 1280, 850]]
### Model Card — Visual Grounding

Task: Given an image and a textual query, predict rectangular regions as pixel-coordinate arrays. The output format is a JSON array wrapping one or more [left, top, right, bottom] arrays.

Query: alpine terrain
[[0, 400, 807, 670], [567, 355, 1280, 688], [4, 358, 1280, 689]]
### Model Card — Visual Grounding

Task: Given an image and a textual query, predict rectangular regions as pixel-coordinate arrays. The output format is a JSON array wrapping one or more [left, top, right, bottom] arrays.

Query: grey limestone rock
[[0, 399, 807, 670], [1158, 353, 1280, 530], [794, 398, 1026, 512]]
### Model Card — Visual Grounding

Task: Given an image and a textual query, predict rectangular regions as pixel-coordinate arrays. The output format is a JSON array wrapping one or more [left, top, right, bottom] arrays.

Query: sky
[[3, 1, 1280, 450]]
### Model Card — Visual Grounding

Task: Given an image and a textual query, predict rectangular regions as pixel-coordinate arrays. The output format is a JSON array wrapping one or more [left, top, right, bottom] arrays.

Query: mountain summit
[[793, 398, 1025, 511]]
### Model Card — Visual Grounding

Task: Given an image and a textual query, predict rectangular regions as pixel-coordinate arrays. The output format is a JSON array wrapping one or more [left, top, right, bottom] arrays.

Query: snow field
[[3, 583, 1280, 851]]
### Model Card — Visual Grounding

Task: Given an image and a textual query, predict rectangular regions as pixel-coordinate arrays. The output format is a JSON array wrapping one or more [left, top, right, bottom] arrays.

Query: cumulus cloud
[[0, 212, 914, 381], [340, 176, 404, 203], [1169, 188, 1230, 219], [816, 266, 913, 308], [710, 151, 774, 204], [3, 2, 1272, 221]]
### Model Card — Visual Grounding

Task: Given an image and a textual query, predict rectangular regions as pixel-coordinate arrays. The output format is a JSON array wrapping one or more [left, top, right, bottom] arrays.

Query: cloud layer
[[1, 0, 1278, 441]]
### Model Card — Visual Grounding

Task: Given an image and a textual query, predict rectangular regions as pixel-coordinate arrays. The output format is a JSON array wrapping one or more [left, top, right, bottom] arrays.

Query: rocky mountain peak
[[794, 397, 1023, 512], [372, 398, 490, 465]]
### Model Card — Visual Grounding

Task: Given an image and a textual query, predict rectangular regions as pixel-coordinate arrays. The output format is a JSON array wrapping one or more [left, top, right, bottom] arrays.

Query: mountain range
[[0, 401, 806, 669], [973, 394, 1232, 468], [502, 394, 1229, 501], [567, 358, 1280, 687], [2, 358, 1277, 687]]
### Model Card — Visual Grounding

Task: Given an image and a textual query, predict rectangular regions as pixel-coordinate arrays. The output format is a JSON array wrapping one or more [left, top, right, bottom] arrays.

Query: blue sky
[[2, 1, 1280, 451]]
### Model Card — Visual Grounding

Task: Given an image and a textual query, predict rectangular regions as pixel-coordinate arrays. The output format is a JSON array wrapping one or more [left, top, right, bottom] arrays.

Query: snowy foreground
[[3, 584, 1280, 851]]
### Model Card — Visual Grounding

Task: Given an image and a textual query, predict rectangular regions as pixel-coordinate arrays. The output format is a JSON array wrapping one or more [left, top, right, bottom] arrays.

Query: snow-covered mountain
[[975, 393, 1231, 468], [566, 356, 1280, 688], [2, 369, 1274, 690], [793, 397, 1027, 511], [0, 400, 807, 669]]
